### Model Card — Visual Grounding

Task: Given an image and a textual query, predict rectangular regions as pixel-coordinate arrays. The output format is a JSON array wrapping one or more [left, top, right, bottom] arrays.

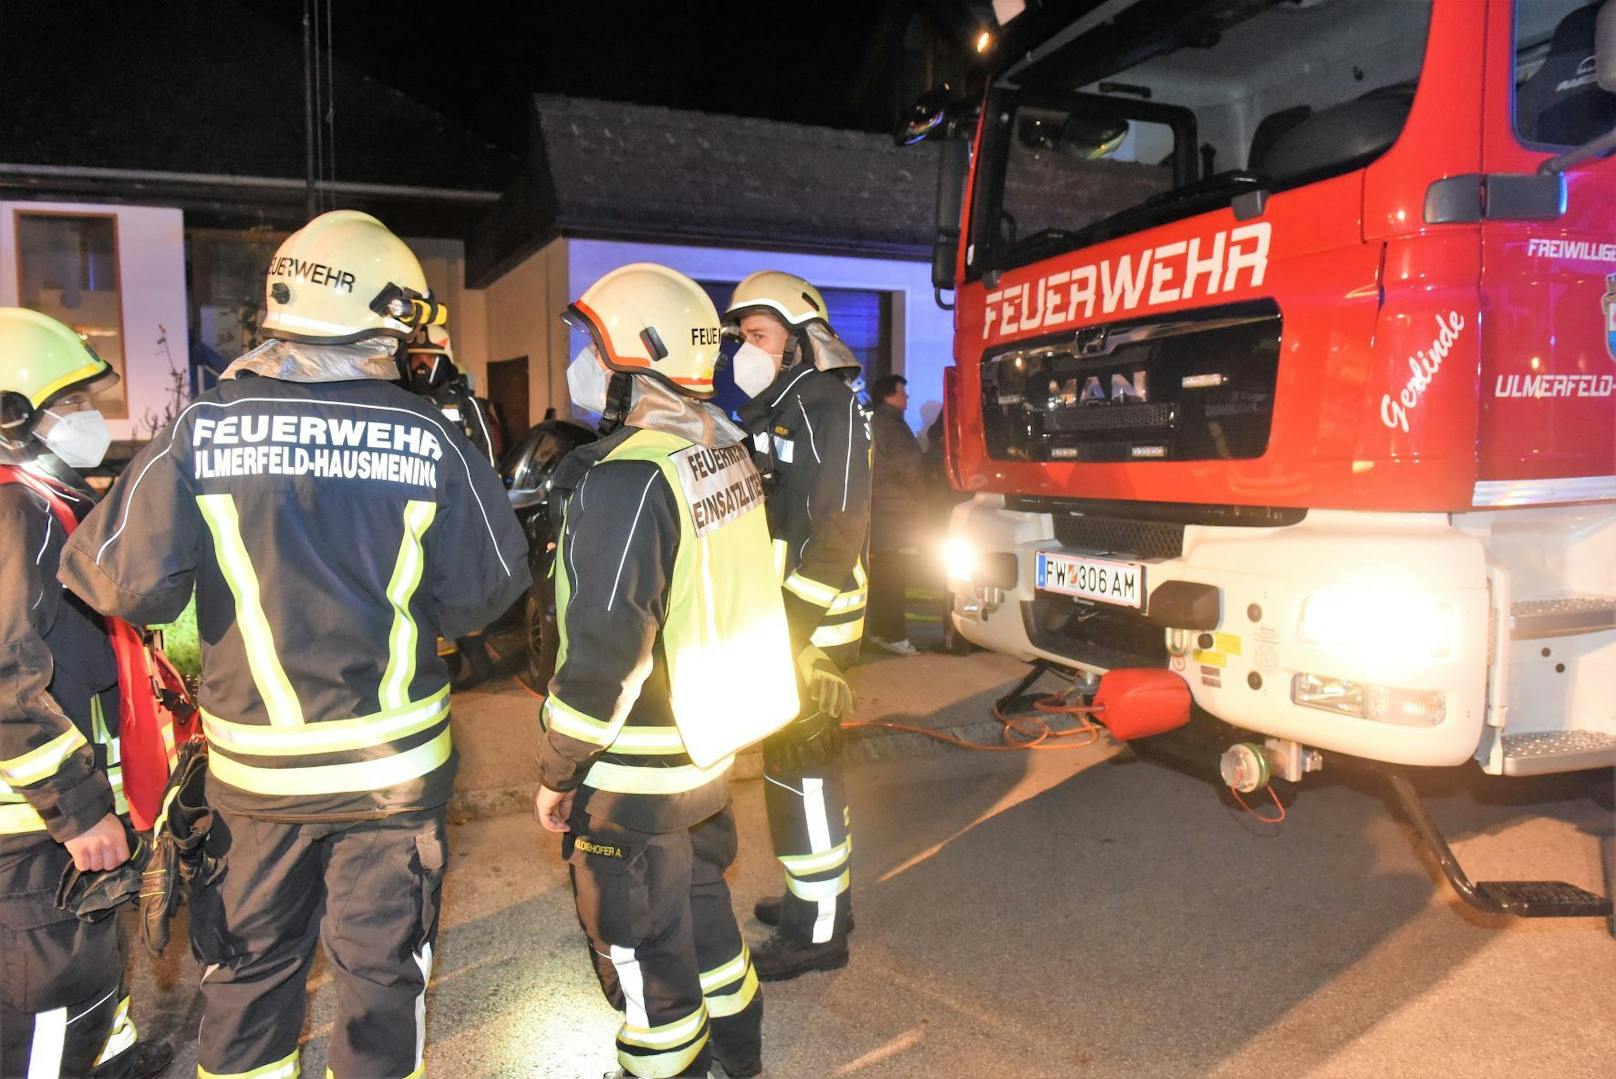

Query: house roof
[[0, 1, 518, 232], [468, 95, 946, 285]]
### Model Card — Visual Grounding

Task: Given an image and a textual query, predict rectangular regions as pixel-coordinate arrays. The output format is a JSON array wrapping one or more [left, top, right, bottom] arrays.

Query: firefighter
[[403, 326, 502, 465], [724, 271, 870, 981], [402, 326, 505, 689], [533, 263, 801, 1079], [0, 308, 171, 1078], [59, 210, 530, 1079]]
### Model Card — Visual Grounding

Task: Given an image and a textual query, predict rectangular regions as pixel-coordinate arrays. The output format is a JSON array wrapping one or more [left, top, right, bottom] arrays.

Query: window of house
[[186, 227, 289, 389], [15, 212, 128, 417]]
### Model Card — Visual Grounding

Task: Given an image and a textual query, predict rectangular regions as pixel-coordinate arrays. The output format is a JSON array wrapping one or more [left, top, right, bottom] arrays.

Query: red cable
[[1229, 784, 1286, 824], [842, 690, 1107, 752]]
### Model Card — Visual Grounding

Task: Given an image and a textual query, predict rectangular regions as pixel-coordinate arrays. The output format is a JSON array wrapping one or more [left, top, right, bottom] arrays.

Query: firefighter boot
[[752, 895, 854, 934], [91, 1039, 174, 1079], [750, 930, 849, 982], [452, 634, 497, 690]]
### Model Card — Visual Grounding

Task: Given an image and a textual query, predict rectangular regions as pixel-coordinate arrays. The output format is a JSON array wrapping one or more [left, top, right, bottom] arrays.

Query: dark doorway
[[487, 356, 530, 442]]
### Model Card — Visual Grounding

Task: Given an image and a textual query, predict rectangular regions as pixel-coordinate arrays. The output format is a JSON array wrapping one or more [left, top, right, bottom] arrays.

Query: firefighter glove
[[141, 739, 212, 956], [795, 644, 853, 719], [54, 821, 145, 922]]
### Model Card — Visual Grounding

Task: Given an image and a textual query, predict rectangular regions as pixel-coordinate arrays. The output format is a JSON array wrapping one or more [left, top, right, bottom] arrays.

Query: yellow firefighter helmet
[[724, 270, 830, 332], [564, 263, 723, 398], [0, 307, 118, 441], [261, 210, 447, 344]]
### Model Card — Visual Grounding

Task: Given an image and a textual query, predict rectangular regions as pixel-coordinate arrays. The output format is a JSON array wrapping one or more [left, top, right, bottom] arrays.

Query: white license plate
[[1035, 551, 1146, 609]]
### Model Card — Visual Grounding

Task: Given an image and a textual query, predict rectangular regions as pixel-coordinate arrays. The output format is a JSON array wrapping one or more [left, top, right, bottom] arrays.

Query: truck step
[[1509, 595, 1616, 639], [1501, 730, 1616, 776], [1473, 880, 1612, 918], [1384, 770, 1612, 920]]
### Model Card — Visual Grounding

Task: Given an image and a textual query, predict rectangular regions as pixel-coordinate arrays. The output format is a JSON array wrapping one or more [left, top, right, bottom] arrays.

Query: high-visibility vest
[[552, 428, 798, 785], [0, 464, 192, 833]]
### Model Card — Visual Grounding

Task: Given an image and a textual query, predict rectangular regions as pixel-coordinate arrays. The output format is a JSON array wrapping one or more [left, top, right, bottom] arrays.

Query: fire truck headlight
[[941, 536, 979, 584], [1297, 586, 1458, 662]]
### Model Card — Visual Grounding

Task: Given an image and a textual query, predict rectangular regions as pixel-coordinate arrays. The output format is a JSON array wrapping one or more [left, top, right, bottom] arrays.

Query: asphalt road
[[126, 653, 1615, 1078]]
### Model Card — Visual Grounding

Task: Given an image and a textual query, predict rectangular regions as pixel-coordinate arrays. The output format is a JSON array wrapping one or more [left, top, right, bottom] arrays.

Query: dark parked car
[[501, 417, 597, 689]]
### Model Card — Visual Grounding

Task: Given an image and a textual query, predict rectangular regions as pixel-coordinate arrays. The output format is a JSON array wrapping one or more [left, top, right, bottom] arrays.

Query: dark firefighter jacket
[[0, 463, 120, 854], [737, 365, 873, 668], [59, 367, 530, 820], [537, 392, 797, 834]]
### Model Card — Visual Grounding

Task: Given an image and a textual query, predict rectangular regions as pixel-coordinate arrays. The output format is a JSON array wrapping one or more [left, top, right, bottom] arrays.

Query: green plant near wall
[[154, 592, 200, 680]]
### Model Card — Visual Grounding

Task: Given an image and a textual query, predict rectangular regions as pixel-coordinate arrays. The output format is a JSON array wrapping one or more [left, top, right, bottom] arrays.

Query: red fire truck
[[914, 0, 1615, 917]]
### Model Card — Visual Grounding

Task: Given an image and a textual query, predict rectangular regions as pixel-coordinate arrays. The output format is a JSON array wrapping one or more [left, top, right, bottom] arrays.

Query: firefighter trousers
[[0, 841, 138, 1079], [190, 806, 446, 1079], [761, 746, 853, 945], [566, 805, 762, 1078]]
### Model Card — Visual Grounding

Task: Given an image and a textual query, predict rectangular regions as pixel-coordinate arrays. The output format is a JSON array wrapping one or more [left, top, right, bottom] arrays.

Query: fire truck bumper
[[945, 495, 1493, 767]]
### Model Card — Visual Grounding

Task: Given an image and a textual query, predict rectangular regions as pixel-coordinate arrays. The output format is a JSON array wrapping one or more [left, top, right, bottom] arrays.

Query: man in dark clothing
[[60, 211, 529, 1079], [0, 307, 171, 1079], [535, 262, 801, 1078], [724, 270, 870, 982], [867, 374, 926, 657], [404, 326, 508, 689]]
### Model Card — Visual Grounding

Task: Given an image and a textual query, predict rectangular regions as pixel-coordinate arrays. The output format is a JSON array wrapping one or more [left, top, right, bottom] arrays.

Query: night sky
[[244, 0, 976, 154]]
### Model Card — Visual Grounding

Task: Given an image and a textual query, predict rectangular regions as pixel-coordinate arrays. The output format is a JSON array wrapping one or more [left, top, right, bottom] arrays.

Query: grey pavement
[[126, 647, 1616, 1078]]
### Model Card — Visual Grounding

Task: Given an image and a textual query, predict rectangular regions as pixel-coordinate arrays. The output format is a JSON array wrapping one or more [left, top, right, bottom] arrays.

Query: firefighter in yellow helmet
[[723, 270, 870, 981], [0, 309, 171, 1078], [60, 211, 530, 1078], [533, 263, 801, 1079]]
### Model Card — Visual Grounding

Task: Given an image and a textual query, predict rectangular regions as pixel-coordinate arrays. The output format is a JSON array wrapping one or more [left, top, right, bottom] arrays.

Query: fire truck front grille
[[1049, 514, 1186, 560], [980, 298, 1281, 464]]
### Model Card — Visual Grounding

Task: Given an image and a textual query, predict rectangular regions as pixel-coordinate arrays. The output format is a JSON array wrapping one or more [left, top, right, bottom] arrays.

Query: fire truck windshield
[[968, 0, 1435, 279]]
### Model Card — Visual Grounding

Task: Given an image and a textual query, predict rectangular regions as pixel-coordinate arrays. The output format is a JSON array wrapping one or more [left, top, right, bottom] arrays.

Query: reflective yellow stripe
[[202, 688, 450, 757], [779, 835, 853, 876], [785, 867, 851, 902], [810, 618, 864, 647], [853, 559, 868, 588], [207, 725, 452, 796], [379, 499, 438, 710], [199, 1048, 300, 1079], [543, 695, 618, 747], [0, 727, 87, 786], [584, 756, 732, 795], [31, 358, 109, 409], [771, 538, 789, 581], [705, 966, 759, 1018], [197, 494, 303, 727], [619, 1006, 708, 1050], [108, 764, 127, 814], [698, 944, 750, 994], [618, 1037, 707, 1079], [609, 725, 687, 755], [828, 588, 867, 614], [784, 571, 838, 607], [93, 996, 137, 1067], [0, 801, 47, 835]]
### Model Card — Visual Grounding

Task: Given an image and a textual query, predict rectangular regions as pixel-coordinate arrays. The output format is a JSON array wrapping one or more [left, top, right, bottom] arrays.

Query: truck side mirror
[[1599, 0, 1616, 93], [931, 239, 958, 293]]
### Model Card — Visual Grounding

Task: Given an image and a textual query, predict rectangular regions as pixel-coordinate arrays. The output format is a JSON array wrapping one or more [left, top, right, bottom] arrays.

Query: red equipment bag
[[1092, 668, 1192, 741], [0, 464, 199, 830]]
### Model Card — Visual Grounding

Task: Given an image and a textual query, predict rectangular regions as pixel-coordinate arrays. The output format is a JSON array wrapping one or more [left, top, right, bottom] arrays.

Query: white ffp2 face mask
[[731, 342, 781, 399], [40, 408, 112, 469], [566, 347, 611, 415]]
